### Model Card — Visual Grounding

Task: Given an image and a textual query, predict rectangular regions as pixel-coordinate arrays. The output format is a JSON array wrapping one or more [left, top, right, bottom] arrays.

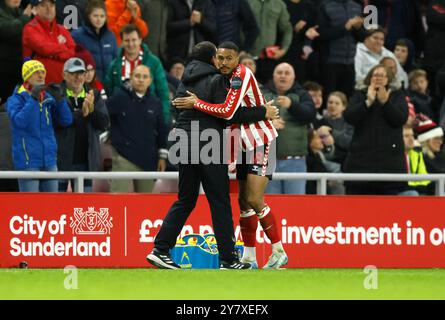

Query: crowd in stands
[[0, 0, 445, 195]]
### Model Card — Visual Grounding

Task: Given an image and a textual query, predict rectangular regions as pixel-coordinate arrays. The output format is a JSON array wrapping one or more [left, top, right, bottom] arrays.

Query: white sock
[[272, 241, 284, 253], [242, 246, 257, 262]]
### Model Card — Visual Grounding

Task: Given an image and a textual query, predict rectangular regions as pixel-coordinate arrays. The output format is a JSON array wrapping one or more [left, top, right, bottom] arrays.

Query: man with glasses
[[55, 57, 110, 192]]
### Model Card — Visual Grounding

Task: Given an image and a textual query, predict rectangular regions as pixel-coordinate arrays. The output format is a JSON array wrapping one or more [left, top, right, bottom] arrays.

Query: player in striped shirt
[[173, 41, 288, 269]]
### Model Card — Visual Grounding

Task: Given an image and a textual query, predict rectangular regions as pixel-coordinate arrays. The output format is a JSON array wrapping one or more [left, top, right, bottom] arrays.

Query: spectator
[[104, 24, 171, 124], [424, 0, 445, 100], [7, 60, 72, 192], [239, 53, 257, 75], [75, 44, 107, 100], [355, 27, 408, 89], [306, 128, 342, 195], [317, 0, 363, 98], [367, 0, 425, 54], [167, 0, 216, 62], [105, 0, 148, 46], [56, 57, 110, 192], [213, 0, 259, 53], [22, 0, 76, 84], [408, 69, 435, 120], [263, 62, 316, 194], [402, 125, 424, 196], [394, 38, 417, 74], [343, 64, 409, 195], [0, 0, 32, 103], [166, 58, 185, 92], [71, 0, 118, 82], [283, 0, 318, 84], [107, 65, 168, 193], [303, 81, 324, 127], [168, 58, 185, 81], [415, 116, 445, 194], [247, 0, 293, 85], [140, 0, 168, 63], [55, 0, 87, 31], [0, 103, 19, 191], [319, 91, 353, 165]]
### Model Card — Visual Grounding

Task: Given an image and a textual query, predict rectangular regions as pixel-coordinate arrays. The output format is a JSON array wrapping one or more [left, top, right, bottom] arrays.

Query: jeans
[[266, 158, 307, 195], [18, 166, 58, 192]]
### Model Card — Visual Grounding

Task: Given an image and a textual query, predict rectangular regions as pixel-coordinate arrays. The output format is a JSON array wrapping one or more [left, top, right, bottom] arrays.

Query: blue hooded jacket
[[7, 86, 73, 169]]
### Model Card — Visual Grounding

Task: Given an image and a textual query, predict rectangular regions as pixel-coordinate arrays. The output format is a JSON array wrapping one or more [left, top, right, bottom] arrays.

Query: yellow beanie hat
[[22, 60, 46, 82]]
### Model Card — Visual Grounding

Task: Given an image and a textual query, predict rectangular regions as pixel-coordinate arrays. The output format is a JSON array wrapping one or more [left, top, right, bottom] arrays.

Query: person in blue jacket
[[71, 0, 118, 82], [6, 60, 73, 192]]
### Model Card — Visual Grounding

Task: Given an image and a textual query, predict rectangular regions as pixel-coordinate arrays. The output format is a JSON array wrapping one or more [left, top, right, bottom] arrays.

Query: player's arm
[[173, 65, 250, 120]]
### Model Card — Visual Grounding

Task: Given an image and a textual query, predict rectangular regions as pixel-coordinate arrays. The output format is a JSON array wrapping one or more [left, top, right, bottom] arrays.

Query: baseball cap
[[64, 57, 86, 73]]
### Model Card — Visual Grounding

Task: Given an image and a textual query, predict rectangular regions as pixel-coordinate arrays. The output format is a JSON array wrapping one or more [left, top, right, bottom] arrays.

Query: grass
[[1, 268, 445, 300]]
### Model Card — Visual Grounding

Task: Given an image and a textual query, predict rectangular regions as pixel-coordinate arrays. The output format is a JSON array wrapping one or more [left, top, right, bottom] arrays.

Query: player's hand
[[272, 118, 285, 130], [172, 91, 198, 109], [265, 100, 279, 120]]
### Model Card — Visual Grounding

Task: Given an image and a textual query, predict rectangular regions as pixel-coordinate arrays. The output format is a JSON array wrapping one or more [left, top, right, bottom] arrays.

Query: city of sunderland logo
[[9, 208, 113, 257], [71, 207, 113, 235]]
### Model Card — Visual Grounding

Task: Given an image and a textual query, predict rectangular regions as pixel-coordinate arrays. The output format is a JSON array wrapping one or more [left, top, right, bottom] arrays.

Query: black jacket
[[55, 84, 110, 171], [167, 0, 216, 61], [423, 0, 445, 72], [108, 83, 167, 171], [175, 60, 267, 131], [343, 89, 408, 175]]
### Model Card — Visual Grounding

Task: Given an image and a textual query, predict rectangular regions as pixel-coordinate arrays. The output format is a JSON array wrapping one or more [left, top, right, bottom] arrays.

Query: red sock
[[258, 205, 280, 244], [239, 210, 258, 247]]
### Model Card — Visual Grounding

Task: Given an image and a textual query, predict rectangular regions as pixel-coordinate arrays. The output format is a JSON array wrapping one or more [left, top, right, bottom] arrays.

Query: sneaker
[[146, 248, 180, 270], [241, 258, 258, 269], [263, 250, 288, 269], [220, 259, 252, 270]]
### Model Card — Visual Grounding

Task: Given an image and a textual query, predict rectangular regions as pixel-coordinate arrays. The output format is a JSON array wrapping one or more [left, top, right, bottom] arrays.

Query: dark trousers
[[321, 63, 355, 99], [154, 163, 236, 262]]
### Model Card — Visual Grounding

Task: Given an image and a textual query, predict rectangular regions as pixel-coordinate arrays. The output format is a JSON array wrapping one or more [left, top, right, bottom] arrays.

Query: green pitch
[[1, 269, 445, 300]]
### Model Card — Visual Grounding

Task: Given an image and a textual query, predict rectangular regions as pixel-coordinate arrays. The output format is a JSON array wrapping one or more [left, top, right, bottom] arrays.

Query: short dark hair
[[120, 24, 141, 40], [395, 39, 409, 48], [303, 81, 323, 93], [218, 41, 240, 53], [191, 41, 217, 64]]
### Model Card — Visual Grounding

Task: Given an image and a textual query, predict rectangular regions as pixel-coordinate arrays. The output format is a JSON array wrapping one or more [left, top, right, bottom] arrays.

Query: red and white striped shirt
[[193, 64, 278, 150]]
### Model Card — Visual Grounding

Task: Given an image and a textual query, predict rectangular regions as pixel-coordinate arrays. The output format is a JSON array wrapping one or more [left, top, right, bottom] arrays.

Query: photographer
[[6, 60, 72, 192]]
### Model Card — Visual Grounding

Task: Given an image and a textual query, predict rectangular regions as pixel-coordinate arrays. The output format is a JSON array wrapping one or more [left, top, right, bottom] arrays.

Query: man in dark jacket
[[167, 0, 216, 62], [147, 41, 277, 270], [213, 0, 259, 53], [56, 57, 110, 192], [318, 0, 363, 98], [263, 62, 317, 194], [0, 0, 31, 102], [107, 65, 168, 192]]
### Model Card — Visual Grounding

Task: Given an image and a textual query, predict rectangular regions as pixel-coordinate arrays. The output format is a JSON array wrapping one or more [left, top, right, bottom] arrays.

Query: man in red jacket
[[22, 0, 76, 84]]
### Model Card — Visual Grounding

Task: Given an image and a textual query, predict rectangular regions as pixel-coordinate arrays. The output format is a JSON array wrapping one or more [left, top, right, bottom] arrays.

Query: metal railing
[[0, 171, 444, 195]]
